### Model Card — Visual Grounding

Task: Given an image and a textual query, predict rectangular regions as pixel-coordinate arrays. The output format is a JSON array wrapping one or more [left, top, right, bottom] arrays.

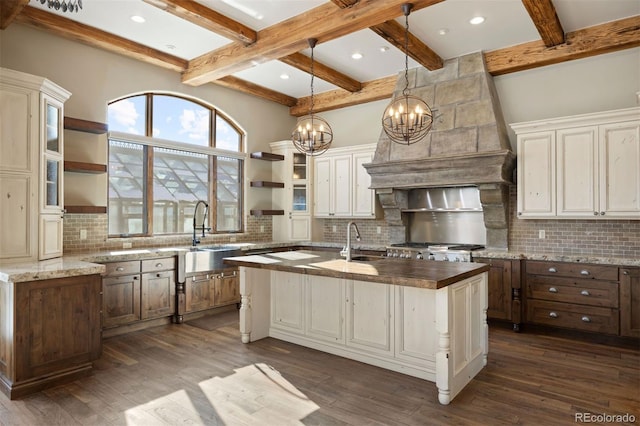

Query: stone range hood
[[364, 52, 515, 249]]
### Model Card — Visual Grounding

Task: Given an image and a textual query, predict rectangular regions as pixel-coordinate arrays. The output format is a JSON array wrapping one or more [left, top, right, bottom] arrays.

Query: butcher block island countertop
[[224, 249, 490, 405], [223, 250, 489, 288]]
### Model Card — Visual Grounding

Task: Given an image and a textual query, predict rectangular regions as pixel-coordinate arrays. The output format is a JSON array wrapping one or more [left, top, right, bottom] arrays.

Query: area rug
[[186, 310, 239, 331]]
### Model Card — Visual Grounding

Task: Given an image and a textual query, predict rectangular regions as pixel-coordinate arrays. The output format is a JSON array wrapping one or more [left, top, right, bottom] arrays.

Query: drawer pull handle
[[548, 287, 558, 293], [548, 267, 557, 273], [580, 270, 590, 276], [116, 267, 124, 272], [580, 290, 590, 296], [549, 312, 558, 318], [155, 263, 163, 268], [581, 316, 591, 323]]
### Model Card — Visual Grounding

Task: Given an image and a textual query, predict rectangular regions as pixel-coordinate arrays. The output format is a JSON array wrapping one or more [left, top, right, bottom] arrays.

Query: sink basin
[[349, 255, 383, 262], [179, 246, 242, 279]]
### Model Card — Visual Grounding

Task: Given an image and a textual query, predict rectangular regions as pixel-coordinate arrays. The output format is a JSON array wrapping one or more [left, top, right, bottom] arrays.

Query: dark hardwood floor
[[1, 311, 638, 425]]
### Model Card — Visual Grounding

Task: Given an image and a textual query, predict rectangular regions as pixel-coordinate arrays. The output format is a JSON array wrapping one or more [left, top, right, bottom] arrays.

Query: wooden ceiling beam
[[142, 0, 256, 45], [485, 15, 640, 76], [182, 0, 444, 85], [15, 6, 187, 72], [521, 0, 564, 46], [290, 75, 397, 116], [370, 19, 443, 70], [0, 0, 28, 30], [280, 52, 362, 92], [214, 76, 297, 107]]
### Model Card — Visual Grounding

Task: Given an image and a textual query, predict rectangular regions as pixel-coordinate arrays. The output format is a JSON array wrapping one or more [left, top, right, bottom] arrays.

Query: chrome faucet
[[192, 200, 210, 247], [341, 221, 361, 262]]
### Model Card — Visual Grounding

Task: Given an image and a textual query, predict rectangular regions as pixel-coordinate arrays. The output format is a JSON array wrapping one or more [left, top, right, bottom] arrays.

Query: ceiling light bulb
[[469, 16, 485, 25], [130, 15, 146, 23], [438, 28, 449, 35], [351, 52, 363, 60]]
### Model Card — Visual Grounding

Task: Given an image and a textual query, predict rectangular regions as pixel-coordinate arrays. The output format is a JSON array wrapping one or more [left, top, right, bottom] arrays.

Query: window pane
[[215, 115, 241, 151], [108, 95, 146, 135], [216, 156, 242, 232], [153, 147, 209, 234], [109, 141, 146, 235], [152, 95, 210, 146]]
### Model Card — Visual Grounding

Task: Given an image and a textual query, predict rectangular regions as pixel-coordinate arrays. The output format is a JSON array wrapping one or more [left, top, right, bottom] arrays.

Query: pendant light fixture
[[382, 3, 433, 145], [292, 38, 333, 156], [38, 0, 83, 13]]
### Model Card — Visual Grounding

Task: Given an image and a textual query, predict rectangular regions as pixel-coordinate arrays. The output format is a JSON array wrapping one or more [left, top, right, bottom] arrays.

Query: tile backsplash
[[63, 214, 272, 254]]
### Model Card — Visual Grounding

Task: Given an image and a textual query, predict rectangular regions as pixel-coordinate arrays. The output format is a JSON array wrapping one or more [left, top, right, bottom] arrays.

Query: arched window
[[107, 93, 244, 237]]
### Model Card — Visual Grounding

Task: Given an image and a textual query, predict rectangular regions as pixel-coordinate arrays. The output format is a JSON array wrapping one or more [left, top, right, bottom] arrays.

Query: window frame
[[107, 92, 246, 238]]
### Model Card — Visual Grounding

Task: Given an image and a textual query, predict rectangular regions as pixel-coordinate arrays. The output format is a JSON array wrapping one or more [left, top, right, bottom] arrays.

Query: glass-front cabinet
[[270, 142, 311, 241], [40, 93, 66, 259]]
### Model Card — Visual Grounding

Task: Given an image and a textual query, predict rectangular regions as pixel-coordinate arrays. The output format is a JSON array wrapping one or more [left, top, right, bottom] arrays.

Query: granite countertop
[[0, 258, 105, 283], [474, 250, 640, 267], [223, 249, 489, 289]]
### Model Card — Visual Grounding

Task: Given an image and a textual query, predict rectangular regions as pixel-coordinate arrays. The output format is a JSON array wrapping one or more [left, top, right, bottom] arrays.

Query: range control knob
[[416, 253, 424, 260], [427, 254, 435, 261]]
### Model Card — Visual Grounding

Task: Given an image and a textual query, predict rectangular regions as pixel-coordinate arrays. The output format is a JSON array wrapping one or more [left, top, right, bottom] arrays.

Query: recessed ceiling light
[[130, 15, 146, 23], [438, 28, 449, 35], [221, 0, 263, 20], [379, 46, 389, 53], [280, 73, 289, 80], [166, 44, 176, 50], [351, 52, 363, 60], [469, 16, 485, 25]]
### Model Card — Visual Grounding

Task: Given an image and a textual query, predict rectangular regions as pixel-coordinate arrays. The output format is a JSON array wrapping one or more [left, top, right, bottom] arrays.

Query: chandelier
[[38, 0, 82, 13], [382, 3, 433, 145], [292, 38, 333, 156]]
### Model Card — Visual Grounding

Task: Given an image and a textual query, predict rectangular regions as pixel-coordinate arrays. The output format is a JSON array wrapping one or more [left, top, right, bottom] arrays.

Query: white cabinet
[[313, 144, 377, 218], [346, 279, 393, 355], [270, 270, 305, 333], [512, 107, 640, 219], [0, 68, 70, 262], [270, 141, 311, 241], [305, 275, 345, 343]]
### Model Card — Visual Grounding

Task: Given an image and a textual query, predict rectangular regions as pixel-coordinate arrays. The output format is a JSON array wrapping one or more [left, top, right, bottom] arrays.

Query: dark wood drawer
[[525, 261, 618, 281], [525, 300, 619, 335], [141, 257, 175, 273], [104, 261, 141, 276], [526, 275, 618, 308]]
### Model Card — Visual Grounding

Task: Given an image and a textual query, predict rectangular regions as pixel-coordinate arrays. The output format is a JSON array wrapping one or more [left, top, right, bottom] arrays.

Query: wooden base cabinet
[[102, 257, 176, 330], [474, 258, 522, 330], [524, 260, 620, 336], [0, 274, 102, 399], [183, 268, 240, 315], [620, 268, 640, 338]]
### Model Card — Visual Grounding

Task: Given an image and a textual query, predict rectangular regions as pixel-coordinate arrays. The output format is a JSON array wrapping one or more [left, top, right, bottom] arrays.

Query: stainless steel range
[[385, 243, 484, 262]]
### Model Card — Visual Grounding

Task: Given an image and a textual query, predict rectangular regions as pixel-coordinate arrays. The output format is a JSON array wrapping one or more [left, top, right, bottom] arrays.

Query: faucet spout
[[344, 221, 361, 262], [192, 200, 209, 247]]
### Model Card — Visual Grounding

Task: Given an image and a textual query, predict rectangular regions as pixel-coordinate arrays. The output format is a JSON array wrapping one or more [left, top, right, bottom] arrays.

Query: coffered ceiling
[[2, 0, 639, 116]]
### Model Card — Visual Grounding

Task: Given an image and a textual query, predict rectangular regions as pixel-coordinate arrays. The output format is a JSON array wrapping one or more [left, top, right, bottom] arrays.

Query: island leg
[[238, 267, 271, 343]]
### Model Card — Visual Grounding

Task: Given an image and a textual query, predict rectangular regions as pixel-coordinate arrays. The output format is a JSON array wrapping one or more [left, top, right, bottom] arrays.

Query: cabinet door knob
[[623, 270, 629, 275], [155, 263, 163, 268], [156, 273, 161, 278], [548, 267, 557, 273], [548, 287, 558, 293], [581, 316, 591, 323], [593, 211, 598, 216], [580, 290, 590, 296], [580, 270, 590, 276], [116, 267, 124, 271], [133, 276, 139, 280], [549, 312, 558, 318], [600, 211, 605, 215]]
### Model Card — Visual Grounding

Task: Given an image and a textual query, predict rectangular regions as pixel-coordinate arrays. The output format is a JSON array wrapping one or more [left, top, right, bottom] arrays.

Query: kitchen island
[[224, 250, 489, 405]]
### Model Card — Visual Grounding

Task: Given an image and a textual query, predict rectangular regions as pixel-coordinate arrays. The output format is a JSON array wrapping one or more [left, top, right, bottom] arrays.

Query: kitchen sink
[[349, 254, 384, 262], [178, 245, 242, 281]]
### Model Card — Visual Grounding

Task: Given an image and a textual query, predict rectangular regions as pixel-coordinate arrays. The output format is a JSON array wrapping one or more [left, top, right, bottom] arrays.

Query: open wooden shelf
[[250, 181, 284, 188], [64, 117, 108, 134], [250, 209, 284, 216], [64, 161, 107, 174], [65, 205, 107, 214], [250, 152, 284, 161]]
